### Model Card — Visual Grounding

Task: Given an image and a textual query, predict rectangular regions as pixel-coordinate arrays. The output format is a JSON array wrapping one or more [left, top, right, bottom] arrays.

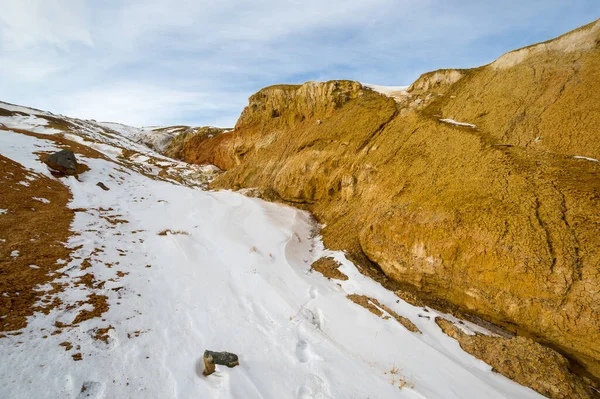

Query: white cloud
[[51, 84, 245, 127], [0, 55, 66, 81], [0, 0, 93, 48], [0, 0, 597, 127]]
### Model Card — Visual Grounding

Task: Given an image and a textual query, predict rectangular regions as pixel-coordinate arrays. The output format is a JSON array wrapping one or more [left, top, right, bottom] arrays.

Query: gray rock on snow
[[44, 149, 78, 176], [203, 350, 239, 376]]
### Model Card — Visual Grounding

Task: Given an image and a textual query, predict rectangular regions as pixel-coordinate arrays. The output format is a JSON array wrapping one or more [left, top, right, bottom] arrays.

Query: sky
[[0, 1, 598, 127]]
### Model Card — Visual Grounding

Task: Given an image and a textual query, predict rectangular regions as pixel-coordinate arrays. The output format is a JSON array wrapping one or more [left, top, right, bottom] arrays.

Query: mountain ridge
[[172, 18, 600, 381]]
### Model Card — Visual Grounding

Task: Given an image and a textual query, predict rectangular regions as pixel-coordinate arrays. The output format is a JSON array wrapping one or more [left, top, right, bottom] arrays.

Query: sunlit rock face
[[180, 19, 600, 379]]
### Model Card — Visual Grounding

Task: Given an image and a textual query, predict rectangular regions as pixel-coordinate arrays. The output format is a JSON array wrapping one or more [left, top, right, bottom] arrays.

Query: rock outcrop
[[436, 318, 597, 399], [163, 126, 229, 160], [177, 19, 600, 381]]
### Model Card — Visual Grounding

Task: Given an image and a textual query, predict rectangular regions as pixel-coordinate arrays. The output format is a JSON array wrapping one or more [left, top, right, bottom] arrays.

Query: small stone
[[96, 182, 110, 191], [44, 150, 78, 176], [203, 350, 239, 376]]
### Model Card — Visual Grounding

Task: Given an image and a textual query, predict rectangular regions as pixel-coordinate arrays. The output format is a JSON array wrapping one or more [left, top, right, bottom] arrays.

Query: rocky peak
[[236, 80, 365, 130]]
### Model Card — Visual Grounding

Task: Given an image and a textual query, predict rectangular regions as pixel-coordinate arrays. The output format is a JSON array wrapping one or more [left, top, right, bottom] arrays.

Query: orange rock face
[[178, 20, 600, 379]]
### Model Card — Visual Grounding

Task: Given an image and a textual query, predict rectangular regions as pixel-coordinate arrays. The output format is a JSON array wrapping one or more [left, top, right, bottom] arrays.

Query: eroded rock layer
[[179, 20, 600, 378]]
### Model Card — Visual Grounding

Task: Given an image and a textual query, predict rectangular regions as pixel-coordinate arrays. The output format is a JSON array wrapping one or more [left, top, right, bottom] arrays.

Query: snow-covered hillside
[[0, 101, 199, 155], [0, 102, 544, 398], [362, 84, 409, 101]]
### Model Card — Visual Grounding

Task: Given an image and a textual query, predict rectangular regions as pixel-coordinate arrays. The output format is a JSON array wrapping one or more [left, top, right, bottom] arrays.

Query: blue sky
[[0, 1, 598, 127]]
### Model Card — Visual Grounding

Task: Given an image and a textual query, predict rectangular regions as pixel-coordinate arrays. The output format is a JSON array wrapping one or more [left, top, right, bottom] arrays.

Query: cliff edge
[[178, 19, 600, 384]]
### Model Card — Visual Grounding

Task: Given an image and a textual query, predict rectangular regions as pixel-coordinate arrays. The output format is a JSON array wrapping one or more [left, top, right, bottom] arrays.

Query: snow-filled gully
[[0, 126, 545, 399]]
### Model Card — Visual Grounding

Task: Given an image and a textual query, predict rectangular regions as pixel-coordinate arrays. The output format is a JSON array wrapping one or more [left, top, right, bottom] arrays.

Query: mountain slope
[[175, 19, 600, 382], [0, 104, 557, 397]]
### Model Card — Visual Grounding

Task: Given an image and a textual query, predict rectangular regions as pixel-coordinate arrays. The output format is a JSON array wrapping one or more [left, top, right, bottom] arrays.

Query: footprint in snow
[[295, 339, 312, 363], [297, 307, 324, 331], [297, 374, 332, 399], [76, 381, 105, 399], [88, 327, 119, 351]]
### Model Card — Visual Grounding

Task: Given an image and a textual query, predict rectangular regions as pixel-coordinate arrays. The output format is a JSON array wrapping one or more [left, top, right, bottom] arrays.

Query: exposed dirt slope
[[177, 19, 600, 379], [0, 154, 73, 333]]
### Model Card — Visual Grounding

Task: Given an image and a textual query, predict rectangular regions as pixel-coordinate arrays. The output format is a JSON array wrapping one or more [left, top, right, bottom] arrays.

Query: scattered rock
[[96, 182, 110, 191], [435, 318, 598, 399], [44, 150, 78, 176], [203, 350, 239, 376]]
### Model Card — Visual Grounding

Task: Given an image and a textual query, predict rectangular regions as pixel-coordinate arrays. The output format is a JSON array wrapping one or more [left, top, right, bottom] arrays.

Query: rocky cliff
[[179, 19, 600, 380]]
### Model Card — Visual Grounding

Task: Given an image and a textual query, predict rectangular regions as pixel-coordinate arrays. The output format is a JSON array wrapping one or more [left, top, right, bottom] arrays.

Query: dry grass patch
[[0, 155, 74, 333], [71, 294, 109, 325], [93, 326, 114, 344], [157, 229, 189, 236]]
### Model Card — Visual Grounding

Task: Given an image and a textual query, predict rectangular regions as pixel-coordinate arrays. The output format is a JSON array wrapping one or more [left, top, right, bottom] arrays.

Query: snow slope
[[0, 103, 544, 398], [362, 84, 409, 102], [96, 122, 176, 153], [439, 118, 477, 128]]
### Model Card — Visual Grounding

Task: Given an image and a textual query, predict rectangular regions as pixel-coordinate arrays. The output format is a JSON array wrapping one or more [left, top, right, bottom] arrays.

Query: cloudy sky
[[0, 1, 598, 127]]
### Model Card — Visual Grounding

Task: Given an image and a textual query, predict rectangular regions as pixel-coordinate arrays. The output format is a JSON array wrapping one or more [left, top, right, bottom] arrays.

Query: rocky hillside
[[174, 19, 600, 381], [2, 101, 555, 399]]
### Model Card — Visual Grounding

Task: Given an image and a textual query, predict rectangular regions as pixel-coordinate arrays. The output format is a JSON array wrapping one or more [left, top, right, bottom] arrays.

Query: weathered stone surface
[[96, 182, 109, 191], [436, 319, 598, 399], [44, 149, 78, 176], [177, 20, 600, 382], [203, 350, 239, 376]]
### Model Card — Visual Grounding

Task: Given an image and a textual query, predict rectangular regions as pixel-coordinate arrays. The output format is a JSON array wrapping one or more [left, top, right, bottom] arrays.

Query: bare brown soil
[[0, 128, 113, 335], [0, 154, 74, 333], [310, 257, 348, 280], [71, 294, 109, 324], [347, 294, 421, 333]]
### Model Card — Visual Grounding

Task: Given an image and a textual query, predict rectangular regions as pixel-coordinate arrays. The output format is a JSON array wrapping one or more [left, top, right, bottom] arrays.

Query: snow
[[33, 197, 51, 204], [97, 121, 176, 152], [0, 101, 52, 116], [0, 109, 544, 398], [439, 118, 477, 128], [0, 114, 61, 134], [573, 155, 599, 162], [363, 84, 409, 97]]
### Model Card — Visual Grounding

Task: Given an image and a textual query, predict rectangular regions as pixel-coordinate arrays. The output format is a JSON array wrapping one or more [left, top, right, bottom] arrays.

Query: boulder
[[203, 350, 239, 376], [44, 150, 78, 176]]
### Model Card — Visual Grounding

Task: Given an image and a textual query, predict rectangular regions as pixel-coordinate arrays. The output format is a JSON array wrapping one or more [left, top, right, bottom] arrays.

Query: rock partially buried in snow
[[44, 149, 78, 176], [203, 350, 239, 376], [96, 182, 110, 191]]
